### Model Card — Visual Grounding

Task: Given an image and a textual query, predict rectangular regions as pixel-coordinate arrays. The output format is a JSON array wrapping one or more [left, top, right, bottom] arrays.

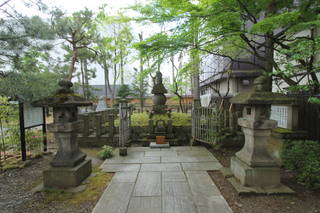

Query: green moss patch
[[44, 168, 113, 205]]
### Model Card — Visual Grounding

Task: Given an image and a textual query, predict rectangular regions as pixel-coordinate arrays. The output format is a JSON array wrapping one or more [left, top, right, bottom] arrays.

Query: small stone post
[[119, 99, 128, 156], [33, 80, 92, 188], [229, 75, 295, 193]]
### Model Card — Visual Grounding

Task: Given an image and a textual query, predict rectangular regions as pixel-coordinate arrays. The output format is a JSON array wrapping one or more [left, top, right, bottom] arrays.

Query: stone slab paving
[[94, 146, 232, 213]]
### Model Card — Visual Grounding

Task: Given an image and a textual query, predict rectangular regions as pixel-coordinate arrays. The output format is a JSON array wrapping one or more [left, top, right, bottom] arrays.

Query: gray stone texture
[[92, 182, 134, 213], [43, 159, 92, 188], [127, 197, 161, 213], [92, 146, 233, 213], [133, 172, 161, 196]]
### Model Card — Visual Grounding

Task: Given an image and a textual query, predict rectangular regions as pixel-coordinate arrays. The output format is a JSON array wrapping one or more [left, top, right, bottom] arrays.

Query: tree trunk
[[84, 59, 89, 99], [120, 51, 124, 85], [67, 45, 78, 81], [0, 119, 5, 161], [103, 61, 112, 107], [139, 33, 144, 112], [80, 59, 85, 97]]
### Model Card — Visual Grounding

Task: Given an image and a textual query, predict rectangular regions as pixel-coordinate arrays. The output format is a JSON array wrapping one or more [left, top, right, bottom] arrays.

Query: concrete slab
[[114, 149, 145, 158], [162, 196, 197, 213], [177, 150, 212, 156], [92, 182, 134, 213], [106, 156, 160, 164], [127, 197, 161, 213], [93, 146, 233, 213], [101, 164, 140, 172], [169, 146, 192, 151], [193, 195, 233, 213], [186, 171, 221, 197], [161, 155, 218, 163], [162, 182, 192, 197], [133, 172, 161, 196], [128, 147, 155, 151], [141, 163, 182, 172], [150, 142, 170, 148], [193, 155, 219, 162], [145, 150, 177, 157], [190, 146, 208, 151], [162, 171, 187, 182], [112, 172, 138, 183], [182, 162, 222, 171]]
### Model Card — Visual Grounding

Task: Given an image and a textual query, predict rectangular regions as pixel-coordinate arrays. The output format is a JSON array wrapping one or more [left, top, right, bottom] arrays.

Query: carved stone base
[[230, 156, 280, 188], [43, 159, 92, 188]]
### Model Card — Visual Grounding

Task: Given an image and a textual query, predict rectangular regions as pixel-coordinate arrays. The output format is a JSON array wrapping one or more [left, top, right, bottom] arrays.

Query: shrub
[[97, 145, 113, 159], [130, 112, 191, 127], [281, 140, 320, 189]]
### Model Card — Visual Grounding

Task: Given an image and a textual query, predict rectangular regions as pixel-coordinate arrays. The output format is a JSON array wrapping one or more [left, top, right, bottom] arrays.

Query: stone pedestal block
[[43, 159, 92, 188], [235, 122, 278, 167], [119, 147, 128, 156], [230, 156, 280, 188]]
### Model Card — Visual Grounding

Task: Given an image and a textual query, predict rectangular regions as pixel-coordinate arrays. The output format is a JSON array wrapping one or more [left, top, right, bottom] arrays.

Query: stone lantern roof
[[230, 75, 295, 105], [33, 80, 92, 107]]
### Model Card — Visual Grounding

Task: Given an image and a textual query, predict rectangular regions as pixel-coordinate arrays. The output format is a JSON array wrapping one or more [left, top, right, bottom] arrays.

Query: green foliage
[[97, 145, 113, 159], [132, 0, 320, 93], [281, 140, 320, 189], [309, 97, 320, 105], [130, 112, 191, 126], [117, 84, 131, 99]]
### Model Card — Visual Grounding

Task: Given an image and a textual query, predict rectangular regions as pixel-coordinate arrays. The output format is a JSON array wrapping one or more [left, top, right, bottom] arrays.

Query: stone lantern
[[229, 75, 294, 193], [33, 80, 92, 188]]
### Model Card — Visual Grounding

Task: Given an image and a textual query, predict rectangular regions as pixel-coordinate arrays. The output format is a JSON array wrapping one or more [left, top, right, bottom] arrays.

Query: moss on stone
[[273, 127, 293, 134], [230, 91, 295, 105]]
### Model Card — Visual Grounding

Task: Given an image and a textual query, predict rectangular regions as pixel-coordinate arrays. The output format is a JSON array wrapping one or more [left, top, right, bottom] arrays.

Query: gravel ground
[[0, 148, 111, 213], [0, 155, 53, 212], [208, 147, 320, 213]]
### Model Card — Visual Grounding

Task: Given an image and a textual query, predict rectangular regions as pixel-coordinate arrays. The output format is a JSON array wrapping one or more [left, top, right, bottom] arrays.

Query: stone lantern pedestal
[[33, 80, 92, 188], [227, 76, 295, 194]]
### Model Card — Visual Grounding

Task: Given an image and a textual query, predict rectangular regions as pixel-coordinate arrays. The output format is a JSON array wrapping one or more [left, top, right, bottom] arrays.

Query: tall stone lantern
[[229, 75, 294, 193], [33, 80, 92, 188]]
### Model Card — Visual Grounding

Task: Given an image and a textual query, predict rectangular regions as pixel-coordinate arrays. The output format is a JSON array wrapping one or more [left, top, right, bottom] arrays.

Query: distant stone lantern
[[229, 75, 294, 193], [33, 80, 92, 188]]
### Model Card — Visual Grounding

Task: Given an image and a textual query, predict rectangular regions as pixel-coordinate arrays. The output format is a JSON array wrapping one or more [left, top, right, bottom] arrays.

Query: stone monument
[[151, 71, 169, 116], [149, 71, 172, 148], [33, 80, 92, 188], [228, 75, 294, 193]]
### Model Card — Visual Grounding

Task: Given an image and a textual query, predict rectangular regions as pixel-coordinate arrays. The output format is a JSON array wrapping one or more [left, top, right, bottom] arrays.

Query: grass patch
[[44, 167, 113, 205]]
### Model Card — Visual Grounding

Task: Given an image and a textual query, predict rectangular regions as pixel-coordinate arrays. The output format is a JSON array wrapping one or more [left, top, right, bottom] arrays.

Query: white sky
[[2, 0, 176, 86]]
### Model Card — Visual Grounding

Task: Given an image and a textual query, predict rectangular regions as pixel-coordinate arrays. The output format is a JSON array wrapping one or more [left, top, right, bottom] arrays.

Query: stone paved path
[[92, 146, 233, 213]]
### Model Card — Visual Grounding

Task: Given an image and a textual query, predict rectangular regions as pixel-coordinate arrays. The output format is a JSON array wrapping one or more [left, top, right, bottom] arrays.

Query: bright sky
[[5, 0, 172, 85]]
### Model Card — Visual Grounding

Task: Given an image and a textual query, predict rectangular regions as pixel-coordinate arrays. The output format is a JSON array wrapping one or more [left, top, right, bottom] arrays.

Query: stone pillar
[[191, 98, 201, 145], [82, 115, 90, 137], [287, 105, 298, 130], [108, 114, 115, 137], [119, 99, 128, 156], [94, 115, 102, 137]]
